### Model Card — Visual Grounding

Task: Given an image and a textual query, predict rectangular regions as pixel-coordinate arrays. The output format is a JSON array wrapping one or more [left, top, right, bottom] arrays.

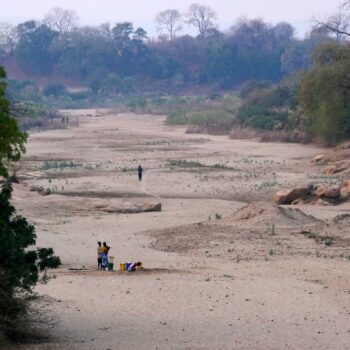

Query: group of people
[[95, 166, 144, 271], [97, 241, 111, 271], [97, 241, 142, 272]]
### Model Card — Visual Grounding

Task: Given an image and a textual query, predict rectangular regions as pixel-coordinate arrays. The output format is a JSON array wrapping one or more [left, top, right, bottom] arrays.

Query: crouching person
[[127, 262, 142, 272]]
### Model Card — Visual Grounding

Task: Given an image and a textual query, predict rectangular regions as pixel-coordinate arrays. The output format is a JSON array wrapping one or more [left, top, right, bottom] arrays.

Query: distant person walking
[[138, 165, 143, 181]]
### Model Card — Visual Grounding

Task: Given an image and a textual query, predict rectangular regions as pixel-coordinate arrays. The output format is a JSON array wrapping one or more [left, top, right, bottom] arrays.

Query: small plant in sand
[[42, 160, 82, 171], [324, 237, 334, 246], [215, 213, 222, 220], [269, 249, 274, 256], [269, 223, 276, 236]]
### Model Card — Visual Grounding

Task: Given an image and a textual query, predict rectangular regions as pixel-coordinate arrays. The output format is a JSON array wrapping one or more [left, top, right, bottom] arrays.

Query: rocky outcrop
[[142, 202, 162, 212], [94, 202, 162, 214], [274, 184, 313, 205], [341, 180, 350, 199], [275, 183, 343, 206], [313, 142, 350, 174], [324, 162, 348, 175]]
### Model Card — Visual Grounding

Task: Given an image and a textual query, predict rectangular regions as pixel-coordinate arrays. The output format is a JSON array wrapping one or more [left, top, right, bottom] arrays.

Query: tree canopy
[[0, 66, 27, 178], [300, 43, 350, 144]]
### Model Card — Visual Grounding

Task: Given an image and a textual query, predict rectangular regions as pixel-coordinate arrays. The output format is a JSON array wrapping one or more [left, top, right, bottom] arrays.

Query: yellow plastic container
[[120, 262, 126, 271]]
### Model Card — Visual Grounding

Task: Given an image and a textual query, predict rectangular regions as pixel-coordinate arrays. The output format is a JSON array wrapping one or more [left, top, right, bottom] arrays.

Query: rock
[[142, 202, 162, 212], [334, 141, 350, 152], [311, 199, 331, 206], [324, 164, 338, 174], [312, 154, 327, 165], [274, 190, 289, 205], [313, 185, 327, 198], [340, 180, 350, 199], [274, 184, 312, 205], [324, 186, 341, 199], [324, 163, 348, 174], [291, 198, 307, 205]]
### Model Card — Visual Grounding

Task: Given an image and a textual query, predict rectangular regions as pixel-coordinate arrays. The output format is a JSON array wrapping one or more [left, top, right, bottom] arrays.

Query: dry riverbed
[[12, 112, 350, 350]]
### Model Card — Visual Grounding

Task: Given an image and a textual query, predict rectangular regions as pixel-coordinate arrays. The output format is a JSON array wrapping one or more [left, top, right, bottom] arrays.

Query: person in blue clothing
[[101, 242, 110, 271]]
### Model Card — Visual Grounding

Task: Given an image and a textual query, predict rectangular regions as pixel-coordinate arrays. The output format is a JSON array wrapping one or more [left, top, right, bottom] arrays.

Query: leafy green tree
[[300, 42, 350, 144], [0, 66, 61, 343], [204, 40, 235, 87], [0, 67, 27, 178]]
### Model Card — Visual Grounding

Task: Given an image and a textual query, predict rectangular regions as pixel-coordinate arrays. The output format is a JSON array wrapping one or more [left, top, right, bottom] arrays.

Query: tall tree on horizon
[[155, 9, 182, 40], [186, 3, 217, 39]]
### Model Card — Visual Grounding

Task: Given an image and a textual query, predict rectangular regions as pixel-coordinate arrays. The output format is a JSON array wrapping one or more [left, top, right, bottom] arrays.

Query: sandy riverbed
[[11, 112, 350, 350]]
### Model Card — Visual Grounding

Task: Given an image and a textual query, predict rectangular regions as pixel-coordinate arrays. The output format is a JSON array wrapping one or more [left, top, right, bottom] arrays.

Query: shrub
[[43, 83, 67, 97], [0, 182, 61, 343]]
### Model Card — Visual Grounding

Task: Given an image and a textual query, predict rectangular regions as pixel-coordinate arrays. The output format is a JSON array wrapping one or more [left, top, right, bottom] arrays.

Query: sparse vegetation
[[41, 160, 82, 171]]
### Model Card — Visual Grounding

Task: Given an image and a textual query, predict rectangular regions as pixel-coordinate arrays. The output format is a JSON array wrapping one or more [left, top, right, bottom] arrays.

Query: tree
[[186, 3, 217, 39], [0, 67, 27, 178], [204, 40, 235, 87], [0, 66, 61, 342], [155, 9, 182, 40], [300, 43, 350, 144], [15, 24, 58, 75], [44, 7, 78, 35], [0, 23, 18, 54], [313, 1, 350, 41], [43, 82, 67, 97]]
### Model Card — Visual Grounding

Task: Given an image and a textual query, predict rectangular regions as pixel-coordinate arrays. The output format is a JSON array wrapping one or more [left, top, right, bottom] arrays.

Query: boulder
[[142, 202, 162, 212], [274, 190, 289, 205], [311, 199, 331, 206], [291, 198, 307, 205], [341, 180, 350, 199], [312, 154, 327, 165], [324, 162, 348, 174], [274, 184, 312, 205], [324, 186, 341, 199], [313, 185, 327, 198], [324, 164, 339, 174], [334, 141, 350, 152]]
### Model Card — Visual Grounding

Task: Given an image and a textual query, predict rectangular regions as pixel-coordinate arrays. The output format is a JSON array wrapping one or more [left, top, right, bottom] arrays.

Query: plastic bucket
[[108, 263, 114, 271], [125, 262, 132, 270], [120, 262, 126, 271]]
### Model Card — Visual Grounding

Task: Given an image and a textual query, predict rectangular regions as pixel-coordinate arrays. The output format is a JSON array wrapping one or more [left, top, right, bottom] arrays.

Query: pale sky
[[0, 0, 340, 37]]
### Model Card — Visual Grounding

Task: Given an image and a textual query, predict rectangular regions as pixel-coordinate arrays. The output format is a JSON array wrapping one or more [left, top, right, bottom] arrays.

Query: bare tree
[[0, 22, 18, 54], [313, 1, 350, 40], [186, 3, 217, 39], [155, 9, 182, 40], [44, 7, 78, 35]]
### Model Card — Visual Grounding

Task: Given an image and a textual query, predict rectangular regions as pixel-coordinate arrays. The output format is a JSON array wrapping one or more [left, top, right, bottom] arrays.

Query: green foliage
[[300, 43, 350, 144], [7, 80, 42, 102], [0, 67, 27, 178], [0, 182, 61, 341], [3, 16, 331, 94], [15, 24, 58, 75], [236, 76, 303, 132], [43, 82, 67, 97], [0, 67, 61, 343], [41, 160, 82, 170]]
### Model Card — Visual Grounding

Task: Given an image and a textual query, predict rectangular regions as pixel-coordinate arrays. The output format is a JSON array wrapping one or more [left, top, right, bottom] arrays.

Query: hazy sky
[[0, 0, 340, 37]]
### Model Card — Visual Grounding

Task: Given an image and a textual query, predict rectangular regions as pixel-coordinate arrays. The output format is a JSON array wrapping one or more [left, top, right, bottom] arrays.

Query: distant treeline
[[1, 3, 349, 145], [0, 5, 337, 92]]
